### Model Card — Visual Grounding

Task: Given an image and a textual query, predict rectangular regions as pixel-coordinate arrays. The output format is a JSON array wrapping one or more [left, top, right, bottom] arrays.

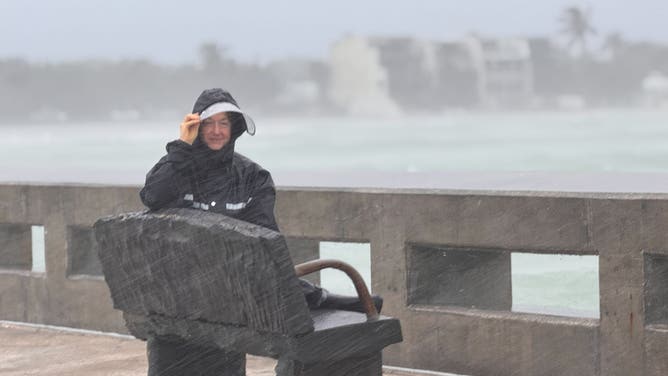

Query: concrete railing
[[1, 183, 668, 376]]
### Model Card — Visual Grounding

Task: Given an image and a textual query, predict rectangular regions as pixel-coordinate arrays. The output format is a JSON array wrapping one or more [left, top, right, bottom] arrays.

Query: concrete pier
[[2, 182, 668, 375]]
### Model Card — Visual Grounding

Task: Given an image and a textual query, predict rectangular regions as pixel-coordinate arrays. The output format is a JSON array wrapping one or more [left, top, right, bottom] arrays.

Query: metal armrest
[[294, 259, 379, 320]]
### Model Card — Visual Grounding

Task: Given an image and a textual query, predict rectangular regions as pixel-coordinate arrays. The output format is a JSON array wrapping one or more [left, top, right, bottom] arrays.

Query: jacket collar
[[192, 138, 235, 173]]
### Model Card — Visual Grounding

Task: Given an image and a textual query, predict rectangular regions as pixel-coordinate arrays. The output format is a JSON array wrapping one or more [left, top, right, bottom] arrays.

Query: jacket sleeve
[[240, 168, 279, 231], [139, 140, 194, 210]]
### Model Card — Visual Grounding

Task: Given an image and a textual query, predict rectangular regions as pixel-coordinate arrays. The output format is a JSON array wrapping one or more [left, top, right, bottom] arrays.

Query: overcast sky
[[1, 0, 666, 64]]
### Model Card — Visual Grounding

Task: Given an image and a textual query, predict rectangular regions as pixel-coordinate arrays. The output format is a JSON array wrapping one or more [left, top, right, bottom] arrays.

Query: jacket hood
[[192, 88, 251, 141]]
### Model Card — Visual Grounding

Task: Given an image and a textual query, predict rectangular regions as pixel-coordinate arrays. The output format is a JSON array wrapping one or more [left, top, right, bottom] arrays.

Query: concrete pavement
[[0, 321, 429, 376], [0, 322, 274, 376]]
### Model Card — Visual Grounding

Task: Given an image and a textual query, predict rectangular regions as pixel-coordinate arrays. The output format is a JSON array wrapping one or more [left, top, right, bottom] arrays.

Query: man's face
[[200, 112, 231, 150]]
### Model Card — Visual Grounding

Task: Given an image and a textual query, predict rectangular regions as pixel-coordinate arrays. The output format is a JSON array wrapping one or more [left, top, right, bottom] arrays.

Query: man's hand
[[179, 114, 200, 145]]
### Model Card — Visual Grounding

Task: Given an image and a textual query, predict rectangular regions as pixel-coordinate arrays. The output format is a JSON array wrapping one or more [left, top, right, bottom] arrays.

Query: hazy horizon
[[2, 0, 667, 64]]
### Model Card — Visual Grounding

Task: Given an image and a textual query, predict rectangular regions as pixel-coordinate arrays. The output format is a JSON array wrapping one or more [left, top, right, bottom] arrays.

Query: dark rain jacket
[[139, 88, 278, 231], [139, 89, 325, 376]]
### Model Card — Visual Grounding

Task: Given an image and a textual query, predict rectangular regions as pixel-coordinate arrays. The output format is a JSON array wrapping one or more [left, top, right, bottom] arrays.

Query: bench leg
[[275, 352, 381, 376], [147, 338, 245, 376]]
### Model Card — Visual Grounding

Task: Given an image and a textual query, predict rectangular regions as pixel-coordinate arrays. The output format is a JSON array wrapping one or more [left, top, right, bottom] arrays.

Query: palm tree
[[602, 32, 626, 59], [559, 6, 597, 57]]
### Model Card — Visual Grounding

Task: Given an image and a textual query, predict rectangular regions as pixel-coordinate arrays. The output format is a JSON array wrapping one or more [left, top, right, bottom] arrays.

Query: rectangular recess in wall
[[285, 237, 321, 286], [67, 225, 103, 277], [407, 244, 512, 310], [0, 223, 33, 270], [319, 241, 371, 296], [512, 253, 599, 319], [31, 225, 46, 273], [644, 252, 668, 326]]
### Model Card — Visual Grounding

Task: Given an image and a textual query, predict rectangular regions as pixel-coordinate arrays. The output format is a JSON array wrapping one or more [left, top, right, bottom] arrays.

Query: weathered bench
[[94, 208, 402, 376]]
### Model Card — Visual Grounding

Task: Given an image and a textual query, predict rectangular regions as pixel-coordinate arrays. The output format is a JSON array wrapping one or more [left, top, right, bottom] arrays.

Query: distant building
[[371, 37, 478, 111], [464, 36, 534, 108], [328, 35, 535, 114], [328, 35, 478, 115], [371, 37, 439, 111], [328, 36, 401, 117], [433, 41, 479, 108], [642, 71, 668, 108]]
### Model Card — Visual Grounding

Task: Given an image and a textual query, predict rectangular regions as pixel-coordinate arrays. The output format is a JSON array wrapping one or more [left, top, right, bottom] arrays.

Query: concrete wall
[[1, 183, 668, 375]]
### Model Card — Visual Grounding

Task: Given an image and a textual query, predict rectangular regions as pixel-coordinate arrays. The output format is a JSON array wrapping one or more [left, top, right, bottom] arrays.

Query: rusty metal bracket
[[294, 259, 379, 320]]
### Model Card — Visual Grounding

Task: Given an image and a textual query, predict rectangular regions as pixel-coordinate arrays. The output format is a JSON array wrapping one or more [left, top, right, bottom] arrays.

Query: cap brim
[[199, 102, 256, 136]]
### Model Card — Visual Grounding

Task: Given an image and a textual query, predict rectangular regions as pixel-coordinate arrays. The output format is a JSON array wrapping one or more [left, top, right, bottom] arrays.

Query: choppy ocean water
[[4, 109, 668, 184], [4, 109, 667, 318]]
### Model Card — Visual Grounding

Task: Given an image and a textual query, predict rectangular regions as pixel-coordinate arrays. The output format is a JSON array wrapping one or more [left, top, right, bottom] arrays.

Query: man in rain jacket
[[140, 88, 381, 375]]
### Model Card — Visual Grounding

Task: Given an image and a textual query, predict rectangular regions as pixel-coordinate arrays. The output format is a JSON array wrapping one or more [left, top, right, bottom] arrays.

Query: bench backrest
[[94, 208, 314, 336]]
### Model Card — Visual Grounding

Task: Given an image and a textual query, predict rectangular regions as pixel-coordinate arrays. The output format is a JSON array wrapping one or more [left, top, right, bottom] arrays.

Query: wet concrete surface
[[0, 322, 421, 376], [0, 322, 274, 376]]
